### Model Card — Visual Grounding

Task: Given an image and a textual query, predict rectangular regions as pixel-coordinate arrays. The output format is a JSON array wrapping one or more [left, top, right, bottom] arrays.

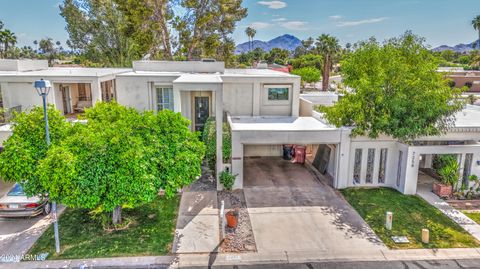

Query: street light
[[34, 79, 60, 254]]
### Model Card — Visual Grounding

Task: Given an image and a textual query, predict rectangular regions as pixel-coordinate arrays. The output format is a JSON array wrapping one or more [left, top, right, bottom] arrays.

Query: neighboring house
[[1, 59, 480, 196], [447, 70, 480, 92]]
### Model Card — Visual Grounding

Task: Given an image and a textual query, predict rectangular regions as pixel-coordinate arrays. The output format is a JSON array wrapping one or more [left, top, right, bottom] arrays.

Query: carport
[[227, 115, 350, 189]]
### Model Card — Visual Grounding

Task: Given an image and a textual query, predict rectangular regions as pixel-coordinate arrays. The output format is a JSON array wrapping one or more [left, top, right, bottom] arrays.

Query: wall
[[222, 83, 254, 116], [0, 82, 55, 111], [299, 98, 313, 116], [450, 72, 480, 92], [244, 145, 282, 157], [0, 125, 12, 147], [133, 61, 225, 73], [0, 60, 48, 71], [115, 75, 179, 111]]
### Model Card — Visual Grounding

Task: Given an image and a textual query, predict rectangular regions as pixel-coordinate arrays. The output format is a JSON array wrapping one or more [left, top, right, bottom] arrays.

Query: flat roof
[[0, 67, 131, 78], [173, 73, 222, 84], [454, 105, 480, 128], [229, 116, 336, 131]]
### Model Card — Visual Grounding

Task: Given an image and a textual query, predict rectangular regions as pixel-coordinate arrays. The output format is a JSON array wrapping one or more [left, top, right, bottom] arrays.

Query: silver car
[[0, 183, 51, 218]]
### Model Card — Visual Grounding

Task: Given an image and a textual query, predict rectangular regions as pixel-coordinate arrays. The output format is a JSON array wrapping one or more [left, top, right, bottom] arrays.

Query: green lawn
[[463, 212, 480, 224], [28, 196, 179, 259], [341, 187, 480, 249]]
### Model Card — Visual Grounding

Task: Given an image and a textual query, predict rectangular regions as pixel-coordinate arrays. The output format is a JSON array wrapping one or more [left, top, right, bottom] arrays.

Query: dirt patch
[[217, 190, 257, 252]]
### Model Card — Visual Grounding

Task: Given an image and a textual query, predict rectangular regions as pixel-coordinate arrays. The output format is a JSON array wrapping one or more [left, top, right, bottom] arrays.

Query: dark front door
[[194, 96, 209, 131]]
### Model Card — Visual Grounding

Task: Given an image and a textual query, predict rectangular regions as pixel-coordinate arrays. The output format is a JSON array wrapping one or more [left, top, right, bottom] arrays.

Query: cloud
[[272, 17, 287, 22], [329, 15, 343, 20], [249, 22, 273, 29], [257, 1, 287, 9], [335, 17, 389, 27], [279, 21, 308, 30]]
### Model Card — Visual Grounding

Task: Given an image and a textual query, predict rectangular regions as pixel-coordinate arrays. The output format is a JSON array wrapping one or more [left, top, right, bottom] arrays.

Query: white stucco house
[[1, 59, 480, 196]]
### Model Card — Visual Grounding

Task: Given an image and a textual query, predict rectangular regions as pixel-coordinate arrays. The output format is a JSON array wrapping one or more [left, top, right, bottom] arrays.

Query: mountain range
[[235, 34, 302, 54], [432, 39, 480, 53]]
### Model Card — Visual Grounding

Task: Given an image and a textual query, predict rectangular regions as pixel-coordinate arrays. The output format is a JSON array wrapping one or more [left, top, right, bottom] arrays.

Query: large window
[[156, 87, 173, 111], [353, 149, 362, 184], [267, 87, 289, 101], [378, 148, 388, 184], [366, 149, 375, 184]]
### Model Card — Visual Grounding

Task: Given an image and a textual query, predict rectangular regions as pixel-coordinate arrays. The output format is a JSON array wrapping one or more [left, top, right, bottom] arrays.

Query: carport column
[[335, 128, 352, 189], [402, 147, 419, 195], [231, 131, 243, 189], [91, 79, 102, 106], [215, 86, 223, 190], [173, 87, 182, 113]]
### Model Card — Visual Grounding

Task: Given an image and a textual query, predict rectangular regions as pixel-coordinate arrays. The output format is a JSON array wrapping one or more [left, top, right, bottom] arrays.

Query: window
[[366, 149, 375, 184], [78, 83, 88, 101], [101, 80, 116, 102], [267, 87, 289, 101], [396, 151, 403, 187], [353, 149, 362, 184], [378, 148, 388, 184], [156, 87, 173, 111]]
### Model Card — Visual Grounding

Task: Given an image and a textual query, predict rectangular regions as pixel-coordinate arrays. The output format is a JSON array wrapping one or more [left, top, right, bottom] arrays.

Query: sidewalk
[[417, 184, 480, 241], [4, 247, 480, 268]]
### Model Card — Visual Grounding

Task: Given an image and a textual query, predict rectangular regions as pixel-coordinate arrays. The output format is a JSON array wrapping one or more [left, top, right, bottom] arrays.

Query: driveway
[[243, 157, 386, 255], [0, 180, 55, 262]]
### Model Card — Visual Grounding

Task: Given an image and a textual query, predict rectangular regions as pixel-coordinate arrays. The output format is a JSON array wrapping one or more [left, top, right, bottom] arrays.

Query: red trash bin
[[292, 145, 306, 164]]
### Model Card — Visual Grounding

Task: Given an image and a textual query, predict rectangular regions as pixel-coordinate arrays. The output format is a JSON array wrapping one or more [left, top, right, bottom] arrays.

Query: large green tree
[[36, 102, 204, 224], [0, 106, 71, 196], [319, 32, 463, 142], [316, 34, 341, 91], [60, 0, 133, 66]]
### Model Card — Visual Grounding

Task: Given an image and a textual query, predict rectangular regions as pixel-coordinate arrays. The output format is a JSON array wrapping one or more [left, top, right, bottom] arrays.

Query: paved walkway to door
[[243, 157, 386, 255], [417, 172, 480, 241]]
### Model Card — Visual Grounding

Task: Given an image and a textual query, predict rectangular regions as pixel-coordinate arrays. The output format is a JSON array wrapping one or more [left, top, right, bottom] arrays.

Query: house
[[447, 70, 480, 93], [1, 59, 480, 196]]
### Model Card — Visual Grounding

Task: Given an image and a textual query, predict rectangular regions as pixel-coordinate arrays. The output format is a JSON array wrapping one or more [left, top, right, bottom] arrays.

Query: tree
[[316, 34, 341, 91], [245, 26, 256, 51], [60, 0, 132, 66], [173, 0, 247, 62], [319, 32, 463, 142], [265, 48, 290, 65], [472, 15, 480, 50], [291, 67, 321, 87], [0, 106, 71, 197], [291, 53, 323, 70], [36, 102, 205, 225]]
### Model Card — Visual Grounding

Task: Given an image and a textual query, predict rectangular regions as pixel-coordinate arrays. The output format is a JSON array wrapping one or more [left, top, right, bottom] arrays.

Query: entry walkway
[[417, 173, 480, 241]]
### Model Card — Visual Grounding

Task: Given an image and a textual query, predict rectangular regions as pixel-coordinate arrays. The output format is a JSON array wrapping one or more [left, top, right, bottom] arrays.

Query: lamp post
[[34, 79, 60, 254]]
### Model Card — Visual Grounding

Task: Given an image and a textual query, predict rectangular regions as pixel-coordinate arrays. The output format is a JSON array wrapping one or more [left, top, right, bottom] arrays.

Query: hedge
[[202, 118, 232, 171]]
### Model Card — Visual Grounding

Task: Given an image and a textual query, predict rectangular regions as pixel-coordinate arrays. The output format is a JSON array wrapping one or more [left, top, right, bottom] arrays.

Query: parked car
[[0, 183, 50, 218]]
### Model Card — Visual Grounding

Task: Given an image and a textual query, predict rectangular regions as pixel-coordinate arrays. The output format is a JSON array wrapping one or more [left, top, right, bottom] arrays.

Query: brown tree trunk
[[112, 205, 122, 225], [322, 54, 330, 91]]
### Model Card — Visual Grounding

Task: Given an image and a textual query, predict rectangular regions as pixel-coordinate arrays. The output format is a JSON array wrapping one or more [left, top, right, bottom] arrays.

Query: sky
[[0, 0, 479, 49]]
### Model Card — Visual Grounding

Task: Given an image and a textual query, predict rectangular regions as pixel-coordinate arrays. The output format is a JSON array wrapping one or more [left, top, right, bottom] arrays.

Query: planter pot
[[225, 211, 238, 228], [433, 182, 453, 198]]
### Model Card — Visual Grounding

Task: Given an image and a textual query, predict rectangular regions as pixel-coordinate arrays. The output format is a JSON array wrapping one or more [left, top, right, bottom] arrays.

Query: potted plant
[[433, 160, 460, 198], [220, 170, 238, 228]]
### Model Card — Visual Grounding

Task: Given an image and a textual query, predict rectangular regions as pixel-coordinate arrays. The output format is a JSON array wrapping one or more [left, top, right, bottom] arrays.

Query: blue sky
[[0, 0, 479, 49]]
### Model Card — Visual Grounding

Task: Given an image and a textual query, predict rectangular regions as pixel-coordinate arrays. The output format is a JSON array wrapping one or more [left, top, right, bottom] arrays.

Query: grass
[[28, 196, 180, 260], [341, 187, 480, 249], [463, 212, 480, 224]]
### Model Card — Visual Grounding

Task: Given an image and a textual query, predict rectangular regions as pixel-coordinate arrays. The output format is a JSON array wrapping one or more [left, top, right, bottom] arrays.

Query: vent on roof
[[201, 58, 216, 62]]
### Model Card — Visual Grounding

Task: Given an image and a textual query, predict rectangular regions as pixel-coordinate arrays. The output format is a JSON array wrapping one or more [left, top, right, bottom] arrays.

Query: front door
[[61, 85, 72, 114], [194, 96, 209, 131]]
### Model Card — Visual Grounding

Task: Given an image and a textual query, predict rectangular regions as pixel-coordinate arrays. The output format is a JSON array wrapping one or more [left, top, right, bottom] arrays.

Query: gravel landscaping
[[218, 190, 257, 252]]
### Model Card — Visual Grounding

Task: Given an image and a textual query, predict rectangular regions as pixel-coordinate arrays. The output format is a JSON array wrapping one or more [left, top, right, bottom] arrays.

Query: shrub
[[202, 118, 232, 171], [433, 154, 457, 171], [219, 170, 236, 190], [291, 67, 321, 86], [465, 82, 473, 88], [438, 161, 460, 186]]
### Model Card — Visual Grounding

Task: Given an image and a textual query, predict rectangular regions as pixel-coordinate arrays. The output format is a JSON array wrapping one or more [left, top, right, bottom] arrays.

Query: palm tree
[[316, 34, 341, 91], [1, 29, 16, 57], [245, 27, 256, 52], [473, 15, 480, 50]]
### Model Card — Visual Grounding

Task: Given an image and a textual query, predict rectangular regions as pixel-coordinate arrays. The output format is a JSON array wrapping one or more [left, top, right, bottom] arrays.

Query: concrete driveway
[[0, 180, 54, 262], [243, 157, 386, 255]]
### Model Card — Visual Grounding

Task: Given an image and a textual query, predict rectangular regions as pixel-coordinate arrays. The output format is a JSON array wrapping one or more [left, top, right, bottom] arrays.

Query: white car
[[0, 183, 51, 218]]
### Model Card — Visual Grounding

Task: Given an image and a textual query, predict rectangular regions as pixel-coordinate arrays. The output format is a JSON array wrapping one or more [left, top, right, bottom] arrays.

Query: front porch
[[54, 83, 93, 115]]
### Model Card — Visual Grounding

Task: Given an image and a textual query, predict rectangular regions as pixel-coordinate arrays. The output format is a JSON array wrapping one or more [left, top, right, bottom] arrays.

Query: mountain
[[235, 34, 302, 54], [433, 39, 480, 53]]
